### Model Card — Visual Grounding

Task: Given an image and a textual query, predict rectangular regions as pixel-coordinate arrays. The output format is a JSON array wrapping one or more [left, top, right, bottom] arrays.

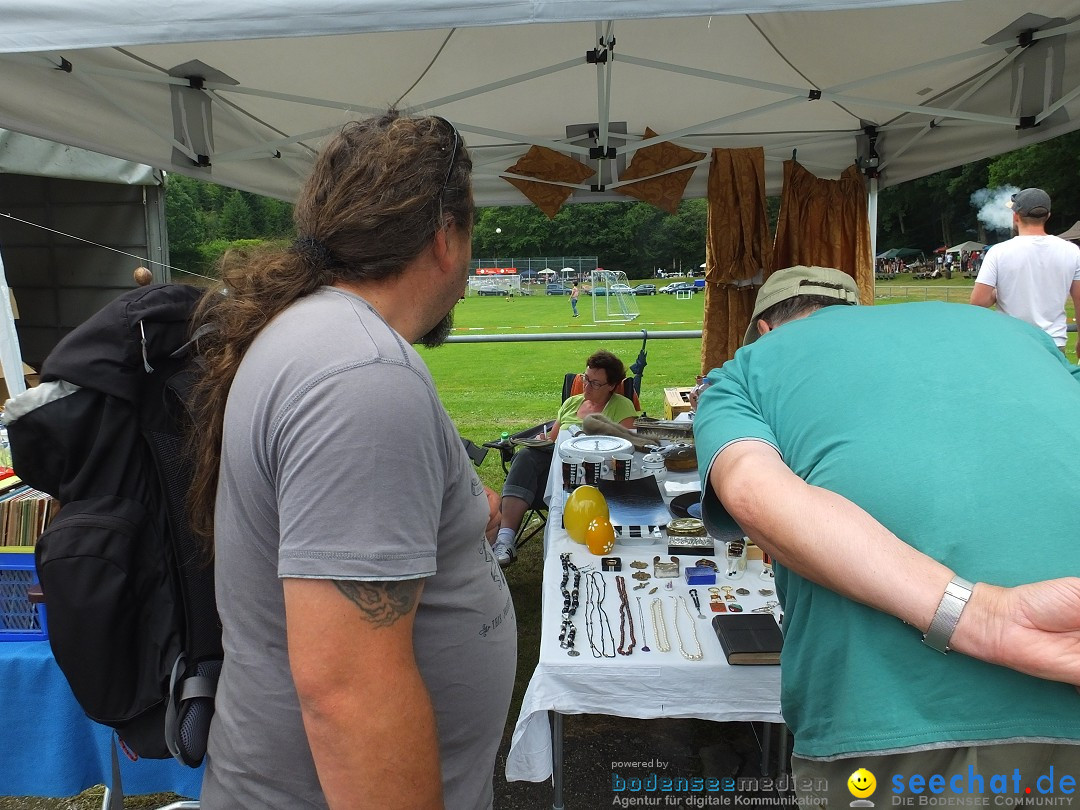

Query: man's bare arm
[[710, 441, 1080, 687], [1070, 280, 1080, 361], [285, 576, 443, 809], [969, 282, 996, 308]]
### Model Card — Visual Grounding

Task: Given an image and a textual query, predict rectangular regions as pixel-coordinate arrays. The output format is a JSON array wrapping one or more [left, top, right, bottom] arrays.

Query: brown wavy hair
[[586, 350, 627, 386], [186, 110, 473, 543]]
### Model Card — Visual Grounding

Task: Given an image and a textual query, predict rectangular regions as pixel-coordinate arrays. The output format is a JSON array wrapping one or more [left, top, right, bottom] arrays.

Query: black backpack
[[5, 283, 221, 768]]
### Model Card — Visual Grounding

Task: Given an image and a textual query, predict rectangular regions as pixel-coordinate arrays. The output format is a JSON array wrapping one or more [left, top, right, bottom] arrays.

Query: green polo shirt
[[695, 301, 1080, 758]]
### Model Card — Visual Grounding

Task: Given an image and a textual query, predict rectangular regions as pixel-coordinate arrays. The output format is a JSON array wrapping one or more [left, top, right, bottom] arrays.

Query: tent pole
[[868, 176, 879, 300], [0, 241, 27, 399]]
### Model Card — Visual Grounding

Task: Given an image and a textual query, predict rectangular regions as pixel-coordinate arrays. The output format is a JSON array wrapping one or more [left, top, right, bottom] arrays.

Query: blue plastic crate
[[0, 550, 48, 641]]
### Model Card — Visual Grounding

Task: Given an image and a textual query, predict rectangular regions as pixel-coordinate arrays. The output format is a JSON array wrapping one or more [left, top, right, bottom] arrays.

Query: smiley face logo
[[848, 768, 877, 799]]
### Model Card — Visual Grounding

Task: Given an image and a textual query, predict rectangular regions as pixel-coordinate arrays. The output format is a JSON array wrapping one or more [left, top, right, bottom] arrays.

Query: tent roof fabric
[[1058, 221, 1080, 240], [1, 1, 1079, 206], [945, 240, 987, 253]]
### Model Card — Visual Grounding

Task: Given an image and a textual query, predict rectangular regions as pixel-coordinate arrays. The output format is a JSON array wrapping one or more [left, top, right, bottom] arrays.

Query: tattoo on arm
[[333, 579, 422, 627]]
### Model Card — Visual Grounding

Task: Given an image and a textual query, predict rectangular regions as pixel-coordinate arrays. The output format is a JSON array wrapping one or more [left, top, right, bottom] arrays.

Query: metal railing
[[874, 286, 973, 303], [445, 329, 702, 344]]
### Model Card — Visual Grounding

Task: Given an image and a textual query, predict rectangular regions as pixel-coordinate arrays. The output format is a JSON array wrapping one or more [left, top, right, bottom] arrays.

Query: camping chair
[[484, 373, 642, 551]]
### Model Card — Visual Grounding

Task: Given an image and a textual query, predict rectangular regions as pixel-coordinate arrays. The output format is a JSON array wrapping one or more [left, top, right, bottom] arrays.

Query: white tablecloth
[[504, 438, 783, 783]]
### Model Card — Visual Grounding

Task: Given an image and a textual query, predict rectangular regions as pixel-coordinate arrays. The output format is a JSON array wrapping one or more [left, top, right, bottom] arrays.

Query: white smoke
[[971, 186, 1018, 233]]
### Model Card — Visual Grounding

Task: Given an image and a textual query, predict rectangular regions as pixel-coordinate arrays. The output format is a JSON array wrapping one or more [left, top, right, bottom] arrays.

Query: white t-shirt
[[975, 235, 1080, 346]]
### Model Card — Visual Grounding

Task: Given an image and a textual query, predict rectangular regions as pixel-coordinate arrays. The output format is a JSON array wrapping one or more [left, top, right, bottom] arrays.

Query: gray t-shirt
[[201, 287, 516, 809]]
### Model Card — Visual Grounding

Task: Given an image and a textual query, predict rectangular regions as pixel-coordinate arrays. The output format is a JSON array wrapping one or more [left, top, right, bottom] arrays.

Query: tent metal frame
[[8, 11, 1076, 201]]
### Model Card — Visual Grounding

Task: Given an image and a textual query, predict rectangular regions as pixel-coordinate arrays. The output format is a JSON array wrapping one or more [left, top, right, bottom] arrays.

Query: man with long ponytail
[[188, 112, 516, 810]]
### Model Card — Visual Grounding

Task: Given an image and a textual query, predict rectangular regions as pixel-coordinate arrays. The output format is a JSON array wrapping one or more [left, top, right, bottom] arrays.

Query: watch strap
[[922, 575, 975, 653]]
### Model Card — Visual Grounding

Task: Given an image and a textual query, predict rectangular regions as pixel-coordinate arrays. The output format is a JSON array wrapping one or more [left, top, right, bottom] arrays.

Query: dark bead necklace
[[616, 575, 636, 655]]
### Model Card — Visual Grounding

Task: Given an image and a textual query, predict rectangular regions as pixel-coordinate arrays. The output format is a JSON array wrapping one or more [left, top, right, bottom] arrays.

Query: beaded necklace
[[615, 575, 636, 655], [649, 596, 671, 653], [558, 553, 581, 657], [635, 596, 651, 652], [585, 570, 616, 658], [670, 595, 704, 661]]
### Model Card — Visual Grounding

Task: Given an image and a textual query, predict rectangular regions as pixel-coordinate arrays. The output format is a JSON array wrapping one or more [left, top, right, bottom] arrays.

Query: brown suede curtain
[[772, 161, 874, 305], [701, 147, 771, 373], [615, 128, 706, 214], [503, 145, 596, 219]]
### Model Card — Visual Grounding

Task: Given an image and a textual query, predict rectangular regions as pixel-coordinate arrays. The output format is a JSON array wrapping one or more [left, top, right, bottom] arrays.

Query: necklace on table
[[558, 553, 581, 657], [649, 596, 671, 653], [670, 595, 704, 661], [688, 588, 705, 619], [635, 596, 651, 652], [615, 575, 636, 655], [585, 570, 616, 658]]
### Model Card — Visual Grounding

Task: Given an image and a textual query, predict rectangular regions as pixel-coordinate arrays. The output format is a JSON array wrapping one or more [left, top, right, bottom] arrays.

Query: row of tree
[[165, 131, 1080, 280]]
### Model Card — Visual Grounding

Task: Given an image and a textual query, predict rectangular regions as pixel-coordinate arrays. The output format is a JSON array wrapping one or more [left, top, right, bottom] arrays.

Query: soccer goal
[[589, 269, 640, 322]]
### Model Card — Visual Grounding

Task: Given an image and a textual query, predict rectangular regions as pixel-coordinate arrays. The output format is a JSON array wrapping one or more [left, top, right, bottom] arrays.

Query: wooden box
[[663, 387, 695, 419]]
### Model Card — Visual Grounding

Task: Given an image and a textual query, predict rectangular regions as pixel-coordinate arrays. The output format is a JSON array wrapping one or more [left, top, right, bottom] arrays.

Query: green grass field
[[421, 281, 707, 491]]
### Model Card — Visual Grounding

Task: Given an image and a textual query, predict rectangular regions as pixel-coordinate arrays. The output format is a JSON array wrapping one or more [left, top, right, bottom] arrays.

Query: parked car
[[476, 284, 506, 296], [546, 283, 573, 295], [609, 284, 635, 294], [634, 284, 657, 295]]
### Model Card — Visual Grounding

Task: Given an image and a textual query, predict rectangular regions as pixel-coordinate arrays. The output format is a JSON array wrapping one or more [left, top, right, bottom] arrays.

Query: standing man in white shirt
[[971, 188, 1080, 359]]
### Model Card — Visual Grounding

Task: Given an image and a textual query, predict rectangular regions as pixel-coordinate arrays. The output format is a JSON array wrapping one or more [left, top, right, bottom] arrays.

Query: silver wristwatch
[[922, 575, 975, 653]]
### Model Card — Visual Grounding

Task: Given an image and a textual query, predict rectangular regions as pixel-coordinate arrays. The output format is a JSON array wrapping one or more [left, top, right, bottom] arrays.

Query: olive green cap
[[744, 265, 859, 346]]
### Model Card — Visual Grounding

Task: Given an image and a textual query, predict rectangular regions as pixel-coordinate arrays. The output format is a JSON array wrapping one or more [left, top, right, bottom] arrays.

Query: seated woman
[[492, 349, 639, 566]]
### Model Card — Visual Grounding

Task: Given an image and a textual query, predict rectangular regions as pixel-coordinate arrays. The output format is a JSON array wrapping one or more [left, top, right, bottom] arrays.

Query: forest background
[[165, 130, 1080, 279]]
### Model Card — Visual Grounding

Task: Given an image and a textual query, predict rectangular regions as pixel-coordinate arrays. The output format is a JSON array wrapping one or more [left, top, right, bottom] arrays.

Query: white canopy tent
[[0, 0, 1079, 209], [946, 240, 988, 253]]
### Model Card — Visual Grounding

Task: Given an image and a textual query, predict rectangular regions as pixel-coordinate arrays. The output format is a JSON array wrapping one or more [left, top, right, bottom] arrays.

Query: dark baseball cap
[[1008, 188, 1051, 217], [744, 265, 859, 346]]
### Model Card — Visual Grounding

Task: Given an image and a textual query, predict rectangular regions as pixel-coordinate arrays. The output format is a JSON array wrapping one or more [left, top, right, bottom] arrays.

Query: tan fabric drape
[[772, 161, 873, 305], [615, 128, 706, 214], [503, 146, 596, 219], [701, 147, 772, 372]]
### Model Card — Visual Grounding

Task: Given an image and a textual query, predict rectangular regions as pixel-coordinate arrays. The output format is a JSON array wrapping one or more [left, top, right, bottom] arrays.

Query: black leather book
[[711, 614, 783, 665]]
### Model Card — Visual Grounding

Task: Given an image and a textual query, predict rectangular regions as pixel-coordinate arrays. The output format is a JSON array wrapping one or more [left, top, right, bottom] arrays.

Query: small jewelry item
[[632, 571, 651, 581], [630, 560, 649, 570], [688, 588, 705, 619], [635, 596, 651, 652], [653, 556, 680, 579], [670, 595, 704, 661], [752, 601, 780, 613], [736, 587, 750, 595], [758, 588, 774, 596], [649, 597, 671, 652], [633, 580, 648, 590], [648, 586, 658, 595], [602, 557, 622, 572], [615, 576, 636, 656], [721, 585, 736, 602], [696, 559, 719, 571], [728, 603, 744, 613]]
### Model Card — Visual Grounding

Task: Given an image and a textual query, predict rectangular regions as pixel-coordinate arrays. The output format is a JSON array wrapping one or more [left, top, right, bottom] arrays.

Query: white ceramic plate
[[562, 435, 634, 457]]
